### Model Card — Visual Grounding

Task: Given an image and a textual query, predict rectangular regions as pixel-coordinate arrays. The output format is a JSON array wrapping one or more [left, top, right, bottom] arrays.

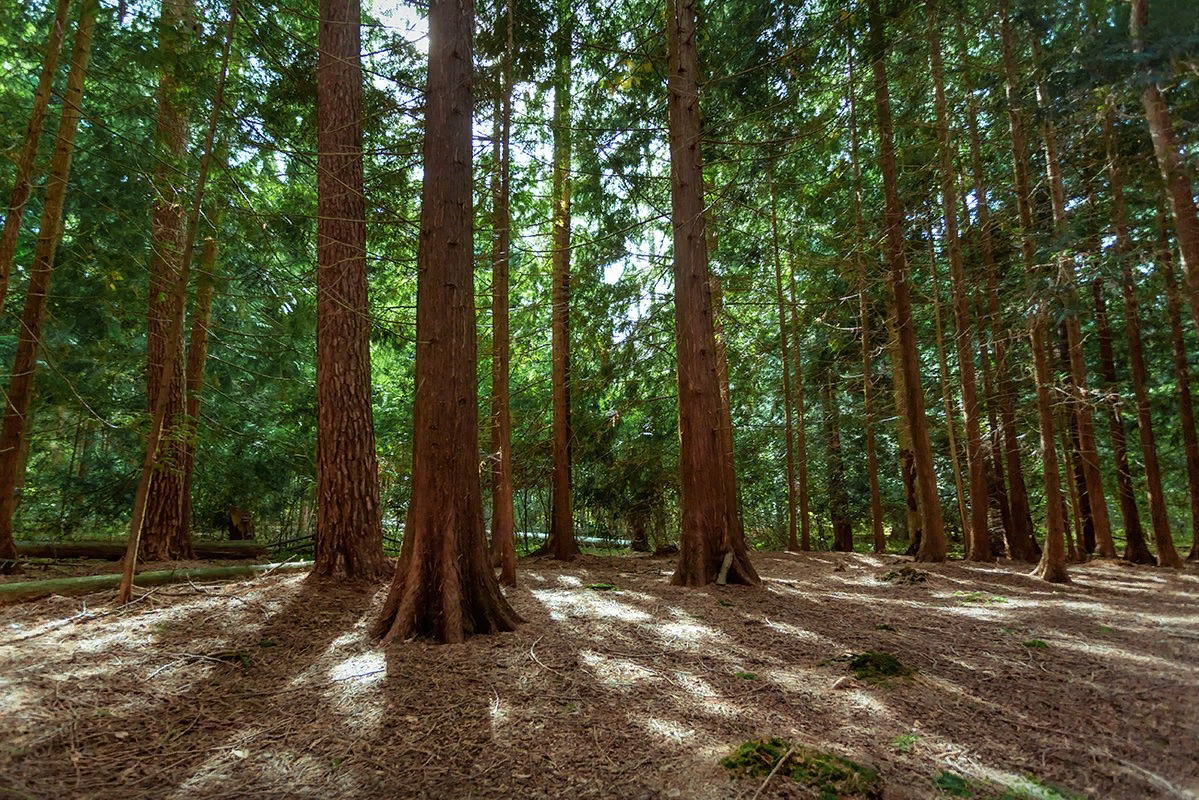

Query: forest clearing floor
[[1, 551, 1197, 799]]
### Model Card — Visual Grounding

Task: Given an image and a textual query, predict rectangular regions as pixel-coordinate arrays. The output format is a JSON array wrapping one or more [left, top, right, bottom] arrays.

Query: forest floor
[[1, 551, 1197, 799]]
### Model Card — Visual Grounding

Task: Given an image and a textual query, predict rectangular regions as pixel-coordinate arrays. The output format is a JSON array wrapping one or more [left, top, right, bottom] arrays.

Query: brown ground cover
[[1, 551, 1196, 798]]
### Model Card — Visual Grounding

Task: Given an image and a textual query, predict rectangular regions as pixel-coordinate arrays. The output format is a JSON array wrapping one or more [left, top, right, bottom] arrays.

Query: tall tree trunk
[[375, 0, 522, 642], [823, 372, 852, 552], [929, 240, 968, 549], [1057, 324, 1095, 554], [1092, 279, 1155, 564], [1058, 415, 1082, 564], [888, 301, 920, 553], [0, 0, 97, 564], [929, 3, 990, 561], [142, 0, 196, 562], [1033, 37, 1116, 559], [313, 0, 386, 580], [1132, 0, 1199, 338], [180, 234, 218, 544], [769, 174, 798, 552], [788, 256, 812, 551], [0, 0, 72, 314], [547, 0, 577, 561], [711, 277, 743, 545], [960, 15, 1035, 560], [848, 45, 885, 554], [868, 0, 945, 561], [1030, 312, 1071, 583], [666, 0, 757, 586], [976, 309, 1013, 556], [489, 0, 517, 586], [1159, 206, 1199, 561]]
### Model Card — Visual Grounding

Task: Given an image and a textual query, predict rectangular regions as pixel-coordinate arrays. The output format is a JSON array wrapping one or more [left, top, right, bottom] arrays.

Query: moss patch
[[584, 583, 618, 591], [878, 566, 929, 584], [1021, 639, 1049, 649], [932, 771, 974, 796], [721, 738, 881, 798], [848, 651, 914, 683]]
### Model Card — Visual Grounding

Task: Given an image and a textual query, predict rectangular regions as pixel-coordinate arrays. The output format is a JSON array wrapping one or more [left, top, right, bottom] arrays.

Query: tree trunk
[[976, 313, 1014, 556], [313, 0, 386, 580], [142, 0, 196, 563], [0, 0, 72, 313], [769, 174, 798, 552], [888, 301, 920, 553], [546, 0, 578, 562], [1030, 313, 1070, 583], [488, 0, 517, 586], [180, 234, 218, 544], [1091, 279, 1155, 564], [929, 238, 969, 551], [0, 0, 98, 564], [929, 3, 990, 561], [666, 0, 757, 586], [868, 0, 945, 561], [1056, 324, 1096, 554], [823, 375, 852, 552], [787, 256, 812, 551], [1057, 415, 1082, 564], [848, 45, 885, 554], [1132, 0, 1199, 339], [1159, 208, 1199, 561], [374, 0, 522, 642]]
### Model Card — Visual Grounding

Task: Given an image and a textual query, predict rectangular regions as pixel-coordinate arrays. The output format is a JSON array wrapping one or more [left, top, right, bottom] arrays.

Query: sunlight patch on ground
[[530, 587, 653, 624], [764, 666, 831, 699], [762, 616, 832, 645], [580, 649, 662, 690], [1052, 639, 1199, 673], [653, 620, 721, 649], [636, 714, 695, 745], [489, 695, 511, 730], [328, 651, 386, 685], [670, 671, 745, 718], [557, 575, 583, 588]]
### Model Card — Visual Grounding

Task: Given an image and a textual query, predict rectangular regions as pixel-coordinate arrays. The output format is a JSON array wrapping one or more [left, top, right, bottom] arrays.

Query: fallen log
[[13, 539, 269, 560], [0, 561, 313, 605]]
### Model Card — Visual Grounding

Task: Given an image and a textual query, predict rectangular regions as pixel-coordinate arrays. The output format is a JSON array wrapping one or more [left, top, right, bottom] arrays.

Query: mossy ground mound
[[848, 651, 914, 683], [877, 566, 929, 584], [721, 737, 881, 798]]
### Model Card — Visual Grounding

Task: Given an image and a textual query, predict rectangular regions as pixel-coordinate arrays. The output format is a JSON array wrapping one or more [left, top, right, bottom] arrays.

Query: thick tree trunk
[[1160, 212, 1199, 561], [0, 0, 98, 564], [313, 0, 386, 580], [1030, 314, 1070, 583], [142, 0, 196, 562], [823, 376, 853, 552], [180, 235, 218, 544], [489, 0, 517, 586], [868, 0, 945, 561], [666, 0, 757, 586], [769, 175, 798, 552], [848, 46, 885, 554], [929, 4, 990, 561], [0, 0, 72, 314], [375, 0, 521, 642], [547, 0, 577, 561], [787, 256, 812, 551]]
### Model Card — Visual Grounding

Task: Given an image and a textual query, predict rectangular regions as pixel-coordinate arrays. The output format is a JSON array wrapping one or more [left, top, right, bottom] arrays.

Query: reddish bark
[[180, 236, 218, 543], [769, 174, 799, 552], [787, 257, 812, 551], [1030, 314, 1070, 583]]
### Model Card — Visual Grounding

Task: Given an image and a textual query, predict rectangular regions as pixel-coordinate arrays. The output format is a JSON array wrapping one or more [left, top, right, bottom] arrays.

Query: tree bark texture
[[313, 0, 386, 580], [0, 0, 98, 563], [929, 3, 990, 561], [0, 0, 72, 314], [929, 241, 968, 552], [787, 256, 811, 551], [548, 1, 577, 561], [488, 0, 516, 586], [143, 0, 196, 562], [180, 235, 218, 545], [868, 0, 945, 561], [375, 0, 522, 642], [823, 375, 852, 552], [769, 175, 798, 552], [666, 0, 758, 586], [1030, 313, 1070, 583]]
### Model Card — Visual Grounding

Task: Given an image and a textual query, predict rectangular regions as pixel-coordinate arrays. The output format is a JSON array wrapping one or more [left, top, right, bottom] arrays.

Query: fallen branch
[[14, 539, 269, 560], [0, 561, 312, 605]]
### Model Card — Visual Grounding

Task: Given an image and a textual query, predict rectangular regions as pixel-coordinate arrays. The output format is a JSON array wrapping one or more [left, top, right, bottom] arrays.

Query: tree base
[[1032, 562, 1070, 584], [1123, 542, 1157, 566]]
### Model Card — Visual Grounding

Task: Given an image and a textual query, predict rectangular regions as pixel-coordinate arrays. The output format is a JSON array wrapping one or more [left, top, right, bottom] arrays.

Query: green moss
[[721, 739, 881, 798], [891, 732, 919, 752], [999, 775, 1086, 800], [848, 651, 914, 683], [875, 623, 895, 631], [585, 582, 618, 591], [1021, 639, 1049, 649], [931, 771, 973, 796], [734, 671, 757, 680], [878, 566, 929, 584]]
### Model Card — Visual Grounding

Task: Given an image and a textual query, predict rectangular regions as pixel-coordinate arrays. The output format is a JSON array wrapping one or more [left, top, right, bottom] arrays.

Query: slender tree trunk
[[0, 0, 72, 314], [180, 234, 218, 543], [375, 0, 522, 642], [313, 0, 386, 580], [788, 256, 812, 551], [711, 277, 742, 545], [0, 0, 97, 563], [929, 3, 990, 561], [823, 373, 852, 552], [1092, 279, 1155, 564], [1030, 313, 1070, 583], [769, 174, 798, 552], [868, 0, 945, 561], [142, 0, 196, 562], [1159, 206, 1199, 561], [666, 0, 757, 586], [888, 301, 920, 553], [1132, 0, 1199, 338], [489, 0, 517, 586], [977, 311, 1013, 556], [848, 45, 885, 554], [1057, 324, 1095, 554], [547, 0, 577, 561], [929, 240, 969, 549], [1058, 415, 1082, 564]]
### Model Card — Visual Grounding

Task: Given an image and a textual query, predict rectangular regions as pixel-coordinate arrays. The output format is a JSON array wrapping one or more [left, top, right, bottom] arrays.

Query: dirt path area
[[2, 552, 1196, 798]]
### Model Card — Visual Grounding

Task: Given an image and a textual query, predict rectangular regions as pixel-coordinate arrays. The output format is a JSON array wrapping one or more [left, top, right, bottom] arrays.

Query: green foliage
[[891, 732, 919, 752], [848, 651, 914, 683], [721, 738, 881, 798], [931, 771, 974, 796], [1021, 639, 1049, 649], [734, 671, 756, 680], [584, 582, 618, 591]]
